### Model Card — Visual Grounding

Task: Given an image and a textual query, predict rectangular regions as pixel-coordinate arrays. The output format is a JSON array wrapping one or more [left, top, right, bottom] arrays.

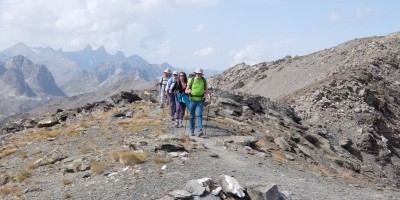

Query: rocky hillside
[[209, 32, 400, 185], [1, 90, 399, 199], [0, 55, 66, 122]]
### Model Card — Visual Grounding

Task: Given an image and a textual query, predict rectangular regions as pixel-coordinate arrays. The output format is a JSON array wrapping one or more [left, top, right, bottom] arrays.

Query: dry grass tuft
[[118, 151, 148, 166], [339, 169, 353, 180], [309, 164, 334, 177], [0, 184, 23, 197], [177, 135, 192, 147], [26, 162, 40, 170], [153, 154, 173, 164], [271, 149, 287, 164], [18, 151, 28, 160], [118, 117, 162, 133], [12, 170, 31, 182], [62, 178, 72, 186], [64, 193, 73, 199], [90, 161, 109, 175], [79, 146, 94, 155], [0, 148, 17, 159]]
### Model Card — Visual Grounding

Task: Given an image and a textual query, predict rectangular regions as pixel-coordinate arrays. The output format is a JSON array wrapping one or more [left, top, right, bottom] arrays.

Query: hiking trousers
[[160, 86, 166, 107], [175, 100, 185, 121], [168, 93, 176, 119], [189, 100, 203, 134]]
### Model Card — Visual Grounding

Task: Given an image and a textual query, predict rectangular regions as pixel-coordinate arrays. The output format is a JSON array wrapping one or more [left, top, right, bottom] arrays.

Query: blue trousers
[[189, 100, 204, 134]]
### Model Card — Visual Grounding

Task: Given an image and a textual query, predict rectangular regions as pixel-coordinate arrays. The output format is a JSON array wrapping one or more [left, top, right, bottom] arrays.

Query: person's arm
[[205, 88, 211, 100], [185, 79, 192, 94]]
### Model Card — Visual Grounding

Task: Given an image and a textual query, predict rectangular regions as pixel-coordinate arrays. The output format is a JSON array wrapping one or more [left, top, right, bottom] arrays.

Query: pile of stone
[[160, 174, 289, 200]]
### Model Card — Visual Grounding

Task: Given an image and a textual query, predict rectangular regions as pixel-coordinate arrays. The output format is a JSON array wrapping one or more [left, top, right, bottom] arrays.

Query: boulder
[[247, 184, 289, 200], [37, 117, 59, 128], [217, 174, 245, 198], [36, 149, 67, 166]]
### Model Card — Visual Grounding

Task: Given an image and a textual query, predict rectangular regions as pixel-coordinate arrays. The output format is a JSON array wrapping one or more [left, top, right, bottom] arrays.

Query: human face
[[195, 73, 202, 79]]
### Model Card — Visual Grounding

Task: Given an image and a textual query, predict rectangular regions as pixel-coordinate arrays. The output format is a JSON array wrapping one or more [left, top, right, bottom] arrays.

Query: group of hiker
[[157, 67, 211, 137]]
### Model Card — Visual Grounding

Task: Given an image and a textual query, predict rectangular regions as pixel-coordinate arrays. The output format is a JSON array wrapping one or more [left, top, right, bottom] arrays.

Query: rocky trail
[[1, 90, 400, 199]]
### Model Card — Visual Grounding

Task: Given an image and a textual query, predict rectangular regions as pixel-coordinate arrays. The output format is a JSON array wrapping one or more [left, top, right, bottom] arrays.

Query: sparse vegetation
[[18, 151, 28, 160], [12, 170, 31, 182], [91, 161, 109, 175], [178, 135, 192, 147], [64, 193, 73, 199], [0, 148, 17, 159], [309, 164, 334, 177], [153, 154, 173, 164], [26, 162, 40, 170], [118, 151, 147, 166], [0, 184, 23, 197], [62, 178, 72, 186], [79, 146, 94, 155]]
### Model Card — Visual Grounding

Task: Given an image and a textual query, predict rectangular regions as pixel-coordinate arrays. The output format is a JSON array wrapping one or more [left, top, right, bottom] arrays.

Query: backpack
[[188, 77, 207, 99]]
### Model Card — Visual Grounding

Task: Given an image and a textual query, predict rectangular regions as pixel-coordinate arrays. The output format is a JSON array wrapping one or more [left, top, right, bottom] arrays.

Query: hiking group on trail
[[156, 67, 211, 137]]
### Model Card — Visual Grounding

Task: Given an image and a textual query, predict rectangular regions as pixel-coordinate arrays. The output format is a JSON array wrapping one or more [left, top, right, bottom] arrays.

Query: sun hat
[[194, 67, 203, 74], [173, 71, 178, 75], [163, 68, 171, 73]]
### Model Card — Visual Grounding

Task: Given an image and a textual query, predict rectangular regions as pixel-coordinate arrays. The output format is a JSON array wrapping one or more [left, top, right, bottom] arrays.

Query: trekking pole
[[204, 101, 210, 136], [183, 107, 188, 135]]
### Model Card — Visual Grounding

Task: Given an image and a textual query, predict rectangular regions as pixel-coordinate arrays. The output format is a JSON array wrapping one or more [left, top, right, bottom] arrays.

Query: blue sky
[[0, 0, 399, 70]]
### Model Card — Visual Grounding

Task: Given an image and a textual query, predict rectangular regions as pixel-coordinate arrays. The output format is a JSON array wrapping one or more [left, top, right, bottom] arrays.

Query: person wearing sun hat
[[157, 68, 171, 108], [185, 67, 211, 136]]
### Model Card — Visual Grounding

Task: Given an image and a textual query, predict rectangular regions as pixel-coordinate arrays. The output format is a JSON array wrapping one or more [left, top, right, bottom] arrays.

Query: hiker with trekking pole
[[156, 68, 171, 108], [173, 72, 188, 128], [185, 68, 211, 137]]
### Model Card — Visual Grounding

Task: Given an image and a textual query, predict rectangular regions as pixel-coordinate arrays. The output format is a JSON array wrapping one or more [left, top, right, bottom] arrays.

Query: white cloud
[[0, 0, 219, 55], [195, 24, 206, 32], [356, 7, 380, 20], [328, 12, 344, 22], [194, 47, 214, 56], [175, 0, 219, 7], [232, 44, 260, 65]]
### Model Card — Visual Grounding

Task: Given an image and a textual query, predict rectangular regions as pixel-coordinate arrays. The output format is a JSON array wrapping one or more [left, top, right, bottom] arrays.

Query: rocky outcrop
[[162, 175, 289, 200]]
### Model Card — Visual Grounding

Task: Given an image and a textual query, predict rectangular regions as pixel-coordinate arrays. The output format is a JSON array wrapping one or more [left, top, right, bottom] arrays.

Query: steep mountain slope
[[2, 43, 80, 85], [209, 32, 400, 183], [0, 55, 66, 122], [3, 55, 65, 97]]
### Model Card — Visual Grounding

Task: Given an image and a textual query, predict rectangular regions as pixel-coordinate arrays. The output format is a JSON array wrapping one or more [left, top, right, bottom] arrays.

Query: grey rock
[[36, 149, 67, 166], [247, 184, 289, 200], [217, 174, 245, 198]]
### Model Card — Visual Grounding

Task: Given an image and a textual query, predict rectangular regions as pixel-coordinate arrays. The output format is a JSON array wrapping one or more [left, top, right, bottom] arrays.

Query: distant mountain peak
[[83, 44, 93, 52], [96, 45, 106, 53], [9, 54, 32, 67]]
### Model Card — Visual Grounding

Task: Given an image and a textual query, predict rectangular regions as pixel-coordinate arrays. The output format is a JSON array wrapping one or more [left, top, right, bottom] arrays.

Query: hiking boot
[[197, 131, 204, 137]]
